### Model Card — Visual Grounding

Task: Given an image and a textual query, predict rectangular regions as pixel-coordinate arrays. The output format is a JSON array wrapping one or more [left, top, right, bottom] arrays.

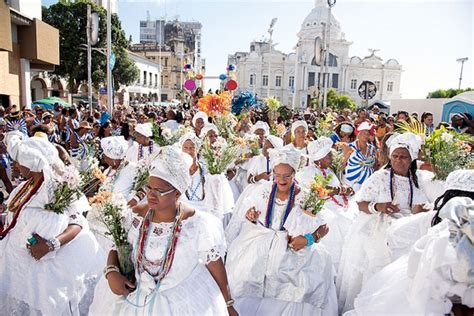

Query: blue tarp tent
[[441, 91, 474, 122]]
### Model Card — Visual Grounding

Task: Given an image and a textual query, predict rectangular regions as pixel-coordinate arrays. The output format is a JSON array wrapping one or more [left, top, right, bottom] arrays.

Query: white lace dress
[[346, 197, 474, 315], [0, 180, 103, 315], [225, 182, 338, 316], [89, 210, 228, 315], [336, 169, 428, 314], [296, 165, 358, 271]]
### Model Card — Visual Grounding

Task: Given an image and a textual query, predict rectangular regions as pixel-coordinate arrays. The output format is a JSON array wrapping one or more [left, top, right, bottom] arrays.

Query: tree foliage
[[42, 0, 139, 93], [325, 89, 357, 111], [427, 88, 472, 99]]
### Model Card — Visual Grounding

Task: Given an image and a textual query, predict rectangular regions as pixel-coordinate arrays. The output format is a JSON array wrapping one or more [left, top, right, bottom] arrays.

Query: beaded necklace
[[264, 182, 296, 230], [0, 177, 42, 240], [389, 168, 413, 208], [138, 140, 154, 161], [126, 206, 182, 308], [318, 166, 349, 208], [185, 164, 205, 201]]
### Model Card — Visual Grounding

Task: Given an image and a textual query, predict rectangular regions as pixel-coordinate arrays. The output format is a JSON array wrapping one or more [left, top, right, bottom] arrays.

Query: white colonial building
[[228, 0, 402, 109]]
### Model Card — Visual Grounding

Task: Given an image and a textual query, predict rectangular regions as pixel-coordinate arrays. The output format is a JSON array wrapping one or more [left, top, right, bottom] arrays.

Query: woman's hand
[[227, 306, 239, 316], [106, 271, 135, 296], [316, 224, 329, 240], [26, 233, 49, 261], [376, 202, 400, 215], [245, 207, 261, 223], [255, 172, 271, 182], [288, 235, 307, 251]]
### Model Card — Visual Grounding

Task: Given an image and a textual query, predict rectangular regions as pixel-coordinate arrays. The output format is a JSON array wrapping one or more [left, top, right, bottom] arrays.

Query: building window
[[275, 75, 282, 87], [326, 53, 338, 67], [387, 81, 394, 92], [332, 73, 339, 89], [262, 75, 268, 86], [155, 74, 158, 87], [250, 74, 256, 86], [289, 76, 295, 88], [149, 73, 152, 86], [374, 80, 380, 91], [143, 71, 147, 85], [350, 79, 357, 90], [308, 72, 316, 87], [140, 21, 147, 27]]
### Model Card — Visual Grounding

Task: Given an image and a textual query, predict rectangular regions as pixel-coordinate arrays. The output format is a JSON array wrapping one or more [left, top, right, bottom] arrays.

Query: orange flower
[[89, 191, 112, 205], [92, 167, 107, 183], [197, 92, 232, 118]]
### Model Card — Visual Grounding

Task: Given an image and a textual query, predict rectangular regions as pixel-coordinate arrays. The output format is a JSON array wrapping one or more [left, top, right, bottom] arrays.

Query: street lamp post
[[456, 57, 468, 90], [106, 0, 113, 113], [267, 18, 277, 98], [323, 0, 336, 109]]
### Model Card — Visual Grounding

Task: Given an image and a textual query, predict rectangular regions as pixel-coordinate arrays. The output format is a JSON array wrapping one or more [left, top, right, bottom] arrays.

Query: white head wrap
[[24, 136, 64, 170], [266, 135, 283, 149], [251, 121, 270, 136], [179, 132, 202, 149], [5, 131, 26, 161], [291, 120, 309, 135], [269, 146, 301, 172], [357, 121, 374, 133], [16, 143, 49, 173], [201, 123, 219, 138], [308, 136, 333, 162], [135, 123, 153, 137], [340, 123, 354, 134], [388, 132, 423, 161], [100, 136, 129, 160], [445, 169, 474, 192], [192, 111, 208, 127], [149, 146, 192, 194]]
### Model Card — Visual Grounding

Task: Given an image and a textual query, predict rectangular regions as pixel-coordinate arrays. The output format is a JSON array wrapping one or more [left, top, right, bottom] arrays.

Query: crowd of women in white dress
[[0, 110, 472, 316]]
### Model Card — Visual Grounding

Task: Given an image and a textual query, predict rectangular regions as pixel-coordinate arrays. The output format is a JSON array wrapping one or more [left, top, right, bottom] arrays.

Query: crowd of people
[[0, 96, 472, 316]]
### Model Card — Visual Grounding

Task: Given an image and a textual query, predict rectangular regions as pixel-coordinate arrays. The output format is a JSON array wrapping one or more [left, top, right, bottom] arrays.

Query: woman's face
[[194, 118, 205, 132], [103, 156, 122, 169], [262, 140, 274, 157], [294, 126, 307, 141], [397, 113, 408, 122], [182, 140, 197, 160], [424, 115, 433, 126], [207, 130, 218, 144], [146, 176, 179, 211], [357, 130, 370, 143], [273, 163, 295, 193], [93, 124, 100, 135], [254, 129, 266, 146], [390, 148, 412, 176], [316, 151, 332, 169]]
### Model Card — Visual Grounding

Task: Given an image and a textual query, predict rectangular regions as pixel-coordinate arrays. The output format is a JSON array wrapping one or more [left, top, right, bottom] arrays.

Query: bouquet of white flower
[[200, 137, 240, 175], [45, 165, 82, 214]]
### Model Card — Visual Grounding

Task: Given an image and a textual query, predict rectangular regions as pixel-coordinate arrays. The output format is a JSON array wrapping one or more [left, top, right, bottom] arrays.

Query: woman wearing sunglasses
[[226, 146, 336, 316], [90, 146, 237, 316]]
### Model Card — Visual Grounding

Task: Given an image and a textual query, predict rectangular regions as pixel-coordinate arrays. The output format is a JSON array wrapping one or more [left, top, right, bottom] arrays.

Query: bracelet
[[368, 202, 378, 214], [46, 238, 61, 252], [315, 231, 322, 243], [304, 233, 315, 248], [225, 299, 235, 307], [103, 265, 120, 279]]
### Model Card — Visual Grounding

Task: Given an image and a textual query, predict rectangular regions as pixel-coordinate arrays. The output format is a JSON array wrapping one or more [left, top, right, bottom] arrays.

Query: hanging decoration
[[231, 91, 260, 115]]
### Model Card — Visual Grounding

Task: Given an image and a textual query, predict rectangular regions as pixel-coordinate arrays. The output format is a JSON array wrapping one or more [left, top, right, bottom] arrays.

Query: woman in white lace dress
[[179, 132, 234, 226], [226, 146, 337, 316], [89, 146, 237, 316], [346, 169, 474, 315], [337, 132, 429, 313], [0, 140, 102, 315], [296, 136, 356, 270]]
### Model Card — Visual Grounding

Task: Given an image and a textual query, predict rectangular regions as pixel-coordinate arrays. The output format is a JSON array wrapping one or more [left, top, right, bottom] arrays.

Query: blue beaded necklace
[[265, 182, 296, 230]]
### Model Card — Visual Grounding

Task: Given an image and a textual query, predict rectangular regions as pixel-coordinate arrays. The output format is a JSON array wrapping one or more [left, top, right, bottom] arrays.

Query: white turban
[[179, 132, 202, 149], [266, 135, 283, 149], [291, 120, 308, 135], [201, 124, 219, 138], [340, 123, 354, 134], [251, 121, 270, 136], [357, 121, 374, 132], [150, 146, 192, 194], [16, 143, 49, 173], [388, 132, 422, 161], [308, 136, 333, 162], [24, 136, 63, 169], [445, 169, 474, 192], [269, 146, 301, 172], [101, 136, 129, 160], [192, 111, 208, 127], [135, 123, 153, 137], [5, 131, 26, 161]]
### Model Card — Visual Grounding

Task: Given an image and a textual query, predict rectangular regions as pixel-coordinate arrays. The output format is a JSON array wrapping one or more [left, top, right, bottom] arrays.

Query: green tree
[[326, 89, 357, 111], [42, 0, 139, 94], [427, 88, 472, 99]]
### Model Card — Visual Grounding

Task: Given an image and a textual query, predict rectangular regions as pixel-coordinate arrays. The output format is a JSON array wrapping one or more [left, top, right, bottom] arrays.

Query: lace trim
[[203, 245, 225, 264]]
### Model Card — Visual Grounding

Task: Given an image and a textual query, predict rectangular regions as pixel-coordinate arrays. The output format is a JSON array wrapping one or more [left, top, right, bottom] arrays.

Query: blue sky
[[42, 0, 473, 98]]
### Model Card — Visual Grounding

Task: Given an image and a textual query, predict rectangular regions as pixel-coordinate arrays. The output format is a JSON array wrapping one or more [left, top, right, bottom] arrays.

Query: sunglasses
[[144, 185, 176, 197]]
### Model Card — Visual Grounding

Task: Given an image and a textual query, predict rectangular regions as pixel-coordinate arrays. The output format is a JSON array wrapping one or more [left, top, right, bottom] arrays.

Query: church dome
[[300, 0, 341, 38]]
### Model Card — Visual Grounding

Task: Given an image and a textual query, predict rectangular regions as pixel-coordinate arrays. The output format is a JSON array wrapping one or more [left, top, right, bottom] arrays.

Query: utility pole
[[87, 5, 93, 115], [456, 57, 468, 90], [323, 0, 336, 109], [106, 0, 113, 113], [267, 18, 277, 98]]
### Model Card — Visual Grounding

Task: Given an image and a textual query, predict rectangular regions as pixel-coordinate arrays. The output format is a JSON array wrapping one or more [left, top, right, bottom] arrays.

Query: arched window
[[327, 53, 338, 67]]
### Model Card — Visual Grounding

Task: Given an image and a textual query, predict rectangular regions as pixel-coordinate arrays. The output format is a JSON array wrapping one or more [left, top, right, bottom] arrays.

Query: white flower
[[162, 128, 173, 140], [441, 132, 454, 143]]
